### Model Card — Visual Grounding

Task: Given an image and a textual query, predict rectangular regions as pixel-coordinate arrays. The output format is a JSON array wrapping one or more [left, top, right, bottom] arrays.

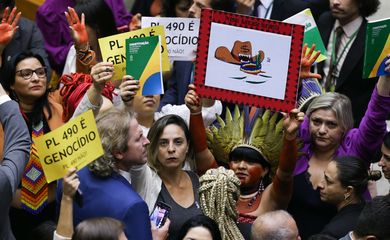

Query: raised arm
[[65, 7, 96, 73], [70, 62, 114, 119], [259, 109, 304, 214], [0, 7, 21, 67], [186, 84, 218, 175], [350, 55, 390, 162], [55, 168, 80, 240]]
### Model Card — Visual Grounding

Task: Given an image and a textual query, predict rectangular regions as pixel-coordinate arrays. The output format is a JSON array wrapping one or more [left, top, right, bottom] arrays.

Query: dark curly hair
[[355, 0, 380, 17]]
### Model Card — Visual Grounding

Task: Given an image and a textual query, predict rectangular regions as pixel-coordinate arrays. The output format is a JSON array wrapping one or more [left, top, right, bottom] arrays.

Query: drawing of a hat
[[215, 40, 265, 65]]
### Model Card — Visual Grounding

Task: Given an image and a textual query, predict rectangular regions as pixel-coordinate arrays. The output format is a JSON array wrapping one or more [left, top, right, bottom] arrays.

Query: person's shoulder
[[18, 17, 35, 26], [17, 17, 39, 33]]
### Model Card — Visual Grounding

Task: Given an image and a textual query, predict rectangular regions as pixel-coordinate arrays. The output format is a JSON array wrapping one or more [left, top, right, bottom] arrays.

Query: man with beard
[[316, 0, 380, 126]]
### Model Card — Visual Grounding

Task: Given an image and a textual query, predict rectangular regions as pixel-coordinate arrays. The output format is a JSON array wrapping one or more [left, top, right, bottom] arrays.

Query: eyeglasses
[[16, 67, 47, 80]]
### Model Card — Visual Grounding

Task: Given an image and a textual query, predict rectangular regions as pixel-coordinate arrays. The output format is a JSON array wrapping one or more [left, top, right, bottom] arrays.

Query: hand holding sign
[[185, 84, 201, 114], [119, 75, 139, 103], [62, 168, 80, 199], [91, 62, 115, 91]]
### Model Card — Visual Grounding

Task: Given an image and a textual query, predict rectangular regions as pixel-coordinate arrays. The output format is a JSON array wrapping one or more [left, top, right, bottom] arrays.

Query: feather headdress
[[298, 78, 324, 112], [206, 105, 284, 176]]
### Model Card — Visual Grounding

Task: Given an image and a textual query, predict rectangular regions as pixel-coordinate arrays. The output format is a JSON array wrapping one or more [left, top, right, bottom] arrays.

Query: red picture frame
[[194, 9, 304, 112]]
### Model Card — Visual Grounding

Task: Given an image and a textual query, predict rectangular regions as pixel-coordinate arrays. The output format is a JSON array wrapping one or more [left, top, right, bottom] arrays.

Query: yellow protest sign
[[34, 110, 104, 183], [98, 26, 170, 81]]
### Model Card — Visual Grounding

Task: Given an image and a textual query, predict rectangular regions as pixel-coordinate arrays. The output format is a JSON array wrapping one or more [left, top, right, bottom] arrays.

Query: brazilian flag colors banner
[[284, 8, 327, 63], [126, 36, 164, 96], [363, 17, 390, 79]]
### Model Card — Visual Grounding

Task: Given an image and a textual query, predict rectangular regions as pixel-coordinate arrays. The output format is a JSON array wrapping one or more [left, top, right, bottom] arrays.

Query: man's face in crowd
[[188, 0, 212, 18], [329, 0, 360, 25], [378, 144, 390, 179]]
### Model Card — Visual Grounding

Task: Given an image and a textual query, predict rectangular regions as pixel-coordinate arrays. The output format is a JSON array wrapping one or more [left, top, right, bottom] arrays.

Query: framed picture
[[194, 9, 304, 112]]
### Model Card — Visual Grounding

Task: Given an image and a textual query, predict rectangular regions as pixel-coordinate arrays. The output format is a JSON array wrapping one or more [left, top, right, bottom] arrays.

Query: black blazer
[[317, 12, 378, 126]]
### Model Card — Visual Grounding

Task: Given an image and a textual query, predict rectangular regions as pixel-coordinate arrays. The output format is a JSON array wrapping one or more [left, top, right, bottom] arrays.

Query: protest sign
[[98, 26, 170, 81], [194, 9, 304, 112], [34, 110, 103, 183], [126, 35, 164, 96], [142, 17, 200, 61], [363, 17, 390, 78]]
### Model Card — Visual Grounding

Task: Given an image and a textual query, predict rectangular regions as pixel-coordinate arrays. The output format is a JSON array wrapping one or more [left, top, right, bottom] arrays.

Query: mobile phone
[[150, 201, 171, 228]]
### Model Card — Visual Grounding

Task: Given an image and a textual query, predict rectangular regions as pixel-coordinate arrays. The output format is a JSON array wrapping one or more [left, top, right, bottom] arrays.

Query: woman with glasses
[[1, 51, 64, 239]]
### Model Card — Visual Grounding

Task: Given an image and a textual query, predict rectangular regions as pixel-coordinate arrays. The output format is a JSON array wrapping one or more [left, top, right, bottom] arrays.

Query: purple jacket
[[294, 87, 390, 175], [36, 0, 131, 73]]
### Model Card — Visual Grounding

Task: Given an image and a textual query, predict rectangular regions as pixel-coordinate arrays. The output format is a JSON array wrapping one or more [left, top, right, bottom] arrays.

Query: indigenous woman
[[187, 95, 304, 224], [288, 55, 390, 239], [185, 45, 319, 224], [130, 115, 202, 240], [2, 52, 64, 239]]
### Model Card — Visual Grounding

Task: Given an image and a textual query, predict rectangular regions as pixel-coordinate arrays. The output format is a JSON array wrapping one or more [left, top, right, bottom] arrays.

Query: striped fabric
[[21, 121, 48, 214]]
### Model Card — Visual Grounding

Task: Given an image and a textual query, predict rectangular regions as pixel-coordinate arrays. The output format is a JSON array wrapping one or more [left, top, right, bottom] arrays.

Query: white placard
[[142, 17, 200, 61]]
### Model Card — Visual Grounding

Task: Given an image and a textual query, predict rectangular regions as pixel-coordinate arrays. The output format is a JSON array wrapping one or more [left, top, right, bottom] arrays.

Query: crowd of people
[[0, 0, 389, 239]]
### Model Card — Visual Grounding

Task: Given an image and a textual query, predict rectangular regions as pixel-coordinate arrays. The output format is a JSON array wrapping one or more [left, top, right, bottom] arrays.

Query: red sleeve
[[273, 138, 297, 196], [189, 113, 208, 153]]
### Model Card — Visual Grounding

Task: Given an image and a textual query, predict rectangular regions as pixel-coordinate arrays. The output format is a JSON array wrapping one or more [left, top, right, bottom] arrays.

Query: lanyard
[[331, 28, 359, 67]]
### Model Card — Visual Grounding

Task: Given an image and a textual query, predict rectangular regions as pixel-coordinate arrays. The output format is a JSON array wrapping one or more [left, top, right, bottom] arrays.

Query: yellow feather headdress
[[206, 105, 284, 176]]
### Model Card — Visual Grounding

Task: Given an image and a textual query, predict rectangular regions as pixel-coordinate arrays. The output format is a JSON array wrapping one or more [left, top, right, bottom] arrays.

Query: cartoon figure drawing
[[215, 40, 266, 75]]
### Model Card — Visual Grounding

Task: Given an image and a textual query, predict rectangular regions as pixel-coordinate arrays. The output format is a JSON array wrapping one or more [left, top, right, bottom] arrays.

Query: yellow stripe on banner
[[369, 35, 390, 78]]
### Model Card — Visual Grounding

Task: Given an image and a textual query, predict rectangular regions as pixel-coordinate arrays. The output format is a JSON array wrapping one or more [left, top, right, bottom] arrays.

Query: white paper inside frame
[[204, 23, 292, 100]]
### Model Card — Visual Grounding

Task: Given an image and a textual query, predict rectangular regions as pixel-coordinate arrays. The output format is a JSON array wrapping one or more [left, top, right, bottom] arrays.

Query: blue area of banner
[[377, 57, 389, 76], [142, 72, 163, 95]]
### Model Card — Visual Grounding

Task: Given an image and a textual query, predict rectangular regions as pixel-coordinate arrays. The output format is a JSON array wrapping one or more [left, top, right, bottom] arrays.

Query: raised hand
[[283, 109, 304, 140], [129, 13, 142, 31], [0, 7, 21, 49], [185, 84, 201, 114], [90, 62, 114, 91], [300, 44, 322, 80], [385, 54, 390, 73], [62, 168, 80, 198], [65, 7, 88, 46], [119, 75, 140, 103], [377, 54, 390, 97]]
